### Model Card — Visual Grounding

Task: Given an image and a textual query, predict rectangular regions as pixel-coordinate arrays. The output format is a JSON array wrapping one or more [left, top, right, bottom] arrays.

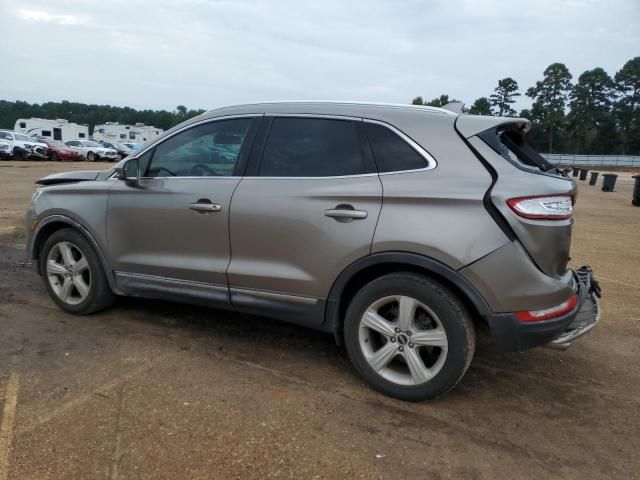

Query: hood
[[36, 170, 101, 185]]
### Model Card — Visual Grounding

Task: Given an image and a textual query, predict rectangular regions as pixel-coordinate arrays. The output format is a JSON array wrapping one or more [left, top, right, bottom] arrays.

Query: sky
[[1, 0, 638, 113]]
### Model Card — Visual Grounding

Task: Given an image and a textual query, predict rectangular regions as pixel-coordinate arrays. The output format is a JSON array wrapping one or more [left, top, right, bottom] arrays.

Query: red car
[[38, 138, 83, 161]]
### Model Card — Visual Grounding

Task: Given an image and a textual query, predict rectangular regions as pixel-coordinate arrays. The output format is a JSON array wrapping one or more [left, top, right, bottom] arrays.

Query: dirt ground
[[1, 161, 639, 480]]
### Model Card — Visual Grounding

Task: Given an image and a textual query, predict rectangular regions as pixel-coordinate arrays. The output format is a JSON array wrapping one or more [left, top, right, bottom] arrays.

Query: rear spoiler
[[455, 115, 531, 138]]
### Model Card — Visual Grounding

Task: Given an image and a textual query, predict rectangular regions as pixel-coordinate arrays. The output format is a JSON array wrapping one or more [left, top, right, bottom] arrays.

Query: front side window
[[364, 123, 428, 173], [258, 117, 371, 177], [0, 132, 11, 140], [146, 118, 252, 177]]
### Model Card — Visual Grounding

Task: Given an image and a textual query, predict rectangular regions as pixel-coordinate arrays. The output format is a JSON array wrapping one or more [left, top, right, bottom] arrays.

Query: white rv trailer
[[14, 118, 89, 142], [92, 122, 163, 144]]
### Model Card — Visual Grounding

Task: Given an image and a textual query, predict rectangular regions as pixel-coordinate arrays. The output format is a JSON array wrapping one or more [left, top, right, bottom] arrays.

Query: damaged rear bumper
[[486, 266, 601, 352]]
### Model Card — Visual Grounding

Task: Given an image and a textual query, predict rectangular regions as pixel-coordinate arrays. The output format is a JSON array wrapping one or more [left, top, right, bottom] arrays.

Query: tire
[[344, 273, 476, 401], [13, 148, 25, 160], [51, 152, 59, 161], [87, 151, 96, 162], [39, 228, 115, 315]]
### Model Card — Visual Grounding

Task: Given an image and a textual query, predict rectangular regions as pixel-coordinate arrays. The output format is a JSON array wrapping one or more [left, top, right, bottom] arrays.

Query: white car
[[64, 139, 119, 162], [0, 130, 48, 160]]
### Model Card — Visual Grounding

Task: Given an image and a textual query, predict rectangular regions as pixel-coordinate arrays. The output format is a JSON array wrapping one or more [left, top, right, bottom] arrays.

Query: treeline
[[412, 56, 640, 155], [0, 100, 205, 134]]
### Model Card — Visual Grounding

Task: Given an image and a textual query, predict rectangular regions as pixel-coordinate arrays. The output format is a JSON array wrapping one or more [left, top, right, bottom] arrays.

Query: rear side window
[[259, 118, 373, 177], [365, 123, 428, 173]]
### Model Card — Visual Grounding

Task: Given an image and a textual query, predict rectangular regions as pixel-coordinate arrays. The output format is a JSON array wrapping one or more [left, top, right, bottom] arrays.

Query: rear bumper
[[486, 267, 601, 351]]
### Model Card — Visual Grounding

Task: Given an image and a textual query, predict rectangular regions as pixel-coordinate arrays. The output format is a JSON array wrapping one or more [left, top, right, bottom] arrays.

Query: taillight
[[515, 293, 578, 322], [507, 195, 573, 220]]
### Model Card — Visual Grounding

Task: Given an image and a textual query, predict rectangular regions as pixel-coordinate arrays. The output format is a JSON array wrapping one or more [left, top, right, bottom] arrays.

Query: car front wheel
[[40, 228, 114, 314], [344, 273, 476, 401], [87, 151, 96, 161]]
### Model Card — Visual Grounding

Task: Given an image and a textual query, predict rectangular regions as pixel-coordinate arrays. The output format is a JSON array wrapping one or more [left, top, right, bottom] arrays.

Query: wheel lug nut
[[394, 328, 400, 333], [398, 346, 404, 352], [409, 343, 414, 348], [390, 337, 396, 343], [407, 331, 412, 336]]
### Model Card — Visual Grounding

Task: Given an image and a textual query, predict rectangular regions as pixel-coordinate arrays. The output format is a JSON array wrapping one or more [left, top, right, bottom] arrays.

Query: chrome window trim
[[362, 118, 438, 174], [112, 113, 438, 180]]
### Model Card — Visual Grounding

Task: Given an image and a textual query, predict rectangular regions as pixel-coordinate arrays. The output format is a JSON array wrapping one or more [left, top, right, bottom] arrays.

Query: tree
[[0, 100, 205, 132], [489, 77, 520, 116], [567, 68, 615, 153], [410, 94, 459, 107], [526, 63, 573, 153], [613, 56, 640, 154], [468, 97, 492, 115]]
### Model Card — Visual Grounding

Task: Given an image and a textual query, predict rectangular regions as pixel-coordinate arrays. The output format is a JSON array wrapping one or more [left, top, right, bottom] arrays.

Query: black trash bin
[[572, 167, 580, 177], [579, 168, 589, 181], [602, 174, 618, 192], [633, 175, 640, 206], [589, 172, 599, 185]]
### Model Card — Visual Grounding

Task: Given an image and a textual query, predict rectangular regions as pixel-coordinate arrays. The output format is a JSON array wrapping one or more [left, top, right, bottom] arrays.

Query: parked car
[[26, 102, 601, 401], [38, 138, 84, 162], [98, 141, 135, 159], [123, 142, 143, 151], [0, 140, 11, 159], [64, 139, 119, 162], [0, 130, 48, 160]]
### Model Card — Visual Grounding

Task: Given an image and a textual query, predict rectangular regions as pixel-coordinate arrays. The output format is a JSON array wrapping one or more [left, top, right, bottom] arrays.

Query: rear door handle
[[324, 205, 368, 222], [189, 201, 222, 213]]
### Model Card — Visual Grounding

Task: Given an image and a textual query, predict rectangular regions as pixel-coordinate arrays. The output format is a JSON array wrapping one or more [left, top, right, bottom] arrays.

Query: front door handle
[[189, 200, 222, 213], [324, 205, 368, 222]]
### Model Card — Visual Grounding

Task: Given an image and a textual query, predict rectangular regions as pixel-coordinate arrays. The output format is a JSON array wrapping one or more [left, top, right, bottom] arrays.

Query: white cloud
[[16, 8, 88, 26], [1, 0, 639, 112]]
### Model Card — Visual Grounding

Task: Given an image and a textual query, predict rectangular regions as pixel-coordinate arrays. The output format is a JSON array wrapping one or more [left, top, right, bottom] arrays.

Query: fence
[[541, 154, 640, 168]]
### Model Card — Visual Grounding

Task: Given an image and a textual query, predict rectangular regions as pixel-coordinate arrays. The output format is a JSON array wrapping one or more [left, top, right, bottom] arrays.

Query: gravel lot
[[1, 161, 639, 479]]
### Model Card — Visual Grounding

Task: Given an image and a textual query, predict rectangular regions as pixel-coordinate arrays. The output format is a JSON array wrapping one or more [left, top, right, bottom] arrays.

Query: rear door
[[227, 116, 382, 325], [107, 117, 258, 298]]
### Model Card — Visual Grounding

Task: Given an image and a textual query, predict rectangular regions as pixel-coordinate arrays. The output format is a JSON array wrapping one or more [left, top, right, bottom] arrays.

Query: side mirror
[[116, 157, 140, 185]]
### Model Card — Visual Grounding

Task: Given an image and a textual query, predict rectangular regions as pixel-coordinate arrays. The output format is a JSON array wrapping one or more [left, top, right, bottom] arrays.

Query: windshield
[[83, 140, 100, 147], [16, 134, 37, 142]]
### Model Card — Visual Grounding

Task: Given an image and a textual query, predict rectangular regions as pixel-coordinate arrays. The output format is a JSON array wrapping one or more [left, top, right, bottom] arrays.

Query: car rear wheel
[[40, 228, 114, 314], [51, 152, 59, 161], [87, 151, 96, 162], [344, 273, 475, 401]]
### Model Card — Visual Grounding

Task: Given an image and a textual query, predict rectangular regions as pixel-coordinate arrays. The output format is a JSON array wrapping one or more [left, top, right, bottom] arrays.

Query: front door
[[107, 117, 258, 299], [227, 116, 382, 324]]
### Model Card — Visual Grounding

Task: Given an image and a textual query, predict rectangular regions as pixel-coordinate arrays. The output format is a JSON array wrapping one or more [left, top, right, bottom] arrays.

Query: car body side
[[26, 102, 576, 351]]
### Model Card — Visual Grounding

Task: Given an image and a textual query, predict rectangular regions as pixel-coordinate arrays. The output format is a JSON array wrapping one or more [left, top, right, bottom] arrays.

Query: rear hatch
[[456, 115, 576, 279]]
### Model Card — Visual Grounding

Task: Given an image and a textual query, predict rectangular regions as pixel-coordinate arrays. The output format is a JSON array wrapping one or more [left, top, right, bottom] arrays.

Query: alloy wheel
[[358, 295, 448, 386], [46, 241, 91, 305]]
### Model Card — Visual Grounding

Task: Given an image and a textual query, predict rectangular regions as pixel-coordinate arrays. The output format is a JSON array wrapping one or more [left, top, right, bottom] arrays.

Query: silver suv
[[26, 102, 601, 401]]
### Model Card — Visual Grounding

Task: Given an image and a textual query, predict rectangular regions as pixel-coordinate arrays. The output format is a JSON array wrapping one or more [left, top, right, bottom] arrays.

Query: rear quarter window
[[364, 123, 428, 173]]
